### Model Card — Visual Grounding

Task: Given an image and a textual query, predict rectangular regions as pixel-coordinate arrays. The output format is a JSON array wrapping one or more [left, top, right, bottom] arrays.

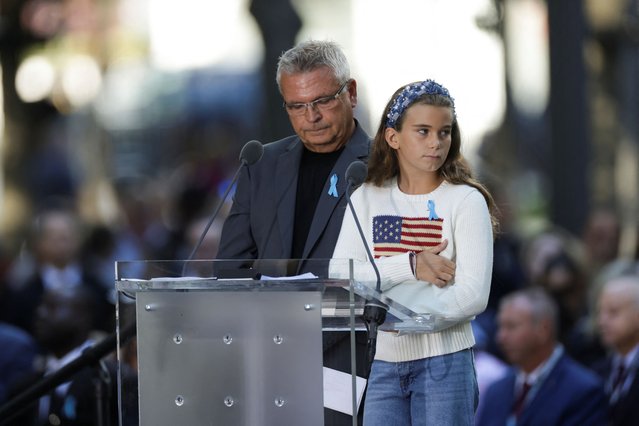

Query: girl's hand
[[415, 239, 456, 288]]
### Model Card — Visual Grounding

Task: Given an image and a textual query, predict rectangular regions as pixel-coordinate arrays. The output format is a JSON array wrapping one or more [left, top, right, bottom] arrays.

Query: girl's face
[[385, 103, 453, 178]]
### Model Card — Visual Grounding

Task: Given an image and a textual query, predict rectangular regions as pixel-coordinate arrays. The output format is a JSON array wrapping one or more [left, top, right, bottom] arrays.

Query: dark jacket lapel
[[274, 139, 303, 258]]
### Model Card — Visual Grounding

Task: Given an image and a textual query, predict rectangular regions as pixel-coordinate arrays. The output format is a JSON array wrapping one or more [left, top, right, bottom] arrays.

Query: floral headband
[[386, 79, 455, 129]]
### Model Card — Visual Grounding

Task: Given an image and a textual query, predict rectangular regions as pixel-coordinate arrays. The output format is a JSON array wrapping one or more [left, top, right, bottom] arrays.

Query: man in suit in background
[[596, 271, 639, 426], [475, 287, 607, 426], [6, 287, 118, 426], [217, 39, 370, 424], [1, 206, 113, 335]]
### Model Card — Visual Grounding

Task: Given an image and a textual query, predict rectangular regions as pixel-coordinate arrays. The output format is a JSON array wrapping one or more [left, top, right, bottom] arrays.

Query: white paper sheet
[[323, 367, 367, 416]]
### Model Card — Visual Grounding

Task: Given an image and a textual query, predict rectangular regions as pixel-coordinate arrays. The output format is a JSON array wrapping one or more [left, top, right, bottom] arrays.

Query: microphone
[[238, 139, 264, 166], [344, 160, 388, 377], [183, 140, 264, 271], [345, 160, 368, 191]]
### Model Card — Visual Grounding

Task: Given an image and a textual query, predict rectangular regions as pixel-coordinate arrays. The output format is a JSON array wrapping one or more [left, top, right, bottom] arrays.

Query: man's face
[[597, 281, 639, 353], [280, 67, 356, 153], [36, 212, 79, 268], [497, 298, 543, 367]]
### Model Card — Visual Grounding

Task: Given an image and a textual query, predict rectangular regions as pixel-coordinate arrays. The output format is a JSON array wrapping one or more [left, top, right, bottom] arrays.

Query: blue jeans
[[363, 349, 478, 426]]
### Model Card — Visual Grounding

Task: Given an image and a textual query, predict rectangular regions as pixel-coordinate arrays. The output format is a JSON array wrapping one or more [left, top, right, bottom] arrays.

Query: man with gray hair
[[476, 287, 607, 425], [217, 39, 370, 424], [218, 39, 369, 264], [596, 271, 639, 425]]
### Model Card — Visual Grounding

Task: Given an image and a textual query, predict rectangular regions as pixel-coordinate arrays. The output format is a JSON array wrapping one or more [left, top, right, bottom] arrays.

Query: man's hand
[[415, 239, 456, 288]]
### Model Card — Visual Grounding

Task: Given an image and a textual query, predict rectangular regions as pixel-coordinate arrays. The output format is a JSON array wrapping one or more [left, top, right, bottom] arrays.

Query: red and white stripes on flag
[[372, 215, 443, 258]]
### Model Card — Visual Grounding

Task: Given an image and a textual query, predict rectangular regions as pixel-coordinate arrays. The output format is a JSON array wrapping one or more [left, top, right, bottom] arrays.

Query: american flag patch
[[373, 215, 443, 258]]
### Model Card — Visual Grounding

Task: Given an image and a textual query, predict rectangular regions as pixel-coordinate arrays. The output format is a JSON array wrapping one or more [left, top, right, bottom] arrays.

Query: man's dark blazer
[[593, 353, 639, 426], [217, 121, 370, 265], [476, 352, 608, 426]]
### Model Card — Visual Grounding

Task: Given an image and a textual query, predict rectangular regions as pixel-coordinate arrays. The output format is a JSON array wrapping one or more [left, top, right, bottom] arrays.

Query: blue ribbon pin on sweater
[[328, 173, 339, 197], [427, 200, 439, 220]]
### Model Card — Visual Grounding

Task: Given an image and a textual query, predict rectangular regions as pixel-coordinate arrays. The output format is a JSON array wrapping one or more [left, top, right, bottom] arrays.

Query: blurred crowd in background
[[1, 0, 639, 424], [0, 160, 638, 423]]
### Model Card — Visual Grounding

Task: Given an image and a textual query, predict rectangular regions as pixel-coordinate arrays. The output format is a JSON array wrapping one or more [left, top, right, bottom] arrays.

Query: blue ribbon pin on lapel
[[328, 173, 339, 197]]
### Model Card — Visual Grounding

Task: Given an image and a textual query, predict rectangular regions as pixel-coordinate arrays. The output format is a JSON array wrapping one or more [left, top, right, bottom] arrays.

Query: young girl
[[331, 79, 498, 425]]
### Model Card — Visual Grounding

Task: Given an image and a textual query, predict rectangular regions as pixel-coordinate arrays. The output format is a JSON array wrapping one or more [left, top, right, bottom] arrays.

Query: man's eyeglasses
[[283, 81, 349, 116]]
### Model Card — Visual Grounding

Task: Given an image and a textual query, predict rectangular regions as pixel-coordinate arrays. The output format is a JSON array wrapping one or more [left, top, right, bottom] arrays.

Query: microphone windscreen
[[239, 140, 264, 166], [346, 160, 367, 187]]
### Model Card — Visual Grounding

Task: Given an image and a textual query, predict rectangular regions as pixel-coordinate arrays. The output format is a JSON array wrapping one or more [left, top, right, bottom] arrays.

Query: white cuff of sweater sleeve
[[378, 252, 417, 291]]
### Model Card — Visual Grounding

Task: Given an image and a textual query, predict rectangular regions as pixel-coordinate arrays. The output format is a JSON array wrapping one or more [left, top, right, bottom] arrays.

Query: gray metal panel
[[136, 290, 324, 426]]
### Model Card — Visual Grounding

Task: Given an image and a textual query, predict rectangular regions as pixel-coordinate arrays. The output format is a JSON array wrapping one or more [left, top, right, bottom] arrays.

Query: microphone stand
[[181, 139, 263, 276], [0, 322, 136, 426], [344, 169, 388, 379], [182, 161, 245, 275]]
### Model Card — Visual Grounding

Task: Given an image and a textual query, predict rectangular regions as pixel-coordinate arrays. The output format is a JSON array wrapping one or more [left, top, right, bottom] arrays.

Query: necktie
[[612, 363, 626, 393], [513, 381, 532, 417]]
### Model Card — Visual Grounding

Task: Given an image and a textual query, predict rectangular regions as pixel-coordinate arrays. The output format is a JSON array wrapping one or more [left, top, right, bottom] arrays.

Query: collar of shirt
[[41, 263, 83, 291], [516, 344, 564, 389]]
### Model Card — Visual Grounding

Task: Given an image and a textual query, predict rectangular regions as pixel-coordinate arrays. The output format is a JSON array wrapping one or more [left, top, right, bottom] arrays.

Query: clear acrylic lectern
[[115, 259, 449, 426]]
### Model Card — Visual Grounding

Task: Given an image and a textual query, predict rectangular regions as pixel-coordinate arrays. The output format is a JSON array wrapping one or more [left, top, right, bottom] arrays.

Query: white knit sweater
[[331, 178, 493, 362]]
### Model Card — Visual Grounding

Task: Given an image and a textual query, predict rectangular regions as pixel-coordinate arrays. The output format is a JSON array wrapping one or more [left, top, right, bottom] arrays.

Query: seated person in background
[[476, 287, 607, 426], [595, 271, 639, 426], [6, 287, 119, 426], [2, 206, 113, 334]]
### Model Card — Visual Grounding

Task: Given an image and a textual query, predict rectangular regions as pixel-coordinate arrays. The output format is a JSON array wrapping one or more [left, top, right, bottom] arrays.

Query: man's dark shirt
[[291, 146, 344, 259]]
